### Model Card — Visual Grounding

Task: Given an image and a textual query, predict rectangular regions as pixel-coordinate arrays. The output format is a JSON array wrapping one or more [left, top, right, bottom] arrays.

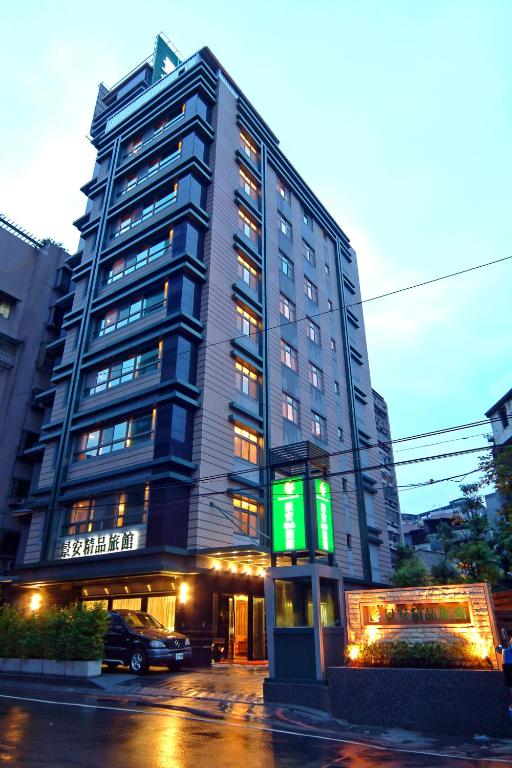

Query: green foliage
[[391, 545, 430, 587], [430, 561, 460, 585], [0, 603, 108, 661], [478, 443, 512, 587], [66, 603, 108, 661], [348, 638, 489, 669], [427, 482, 503, 587]]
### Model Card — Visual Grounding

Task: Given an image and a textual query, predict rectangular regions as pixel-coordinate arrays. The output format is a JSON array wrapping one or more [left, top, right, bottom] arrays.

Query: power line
[[1, 253, 510, 404], [2, 444, 491, 524]]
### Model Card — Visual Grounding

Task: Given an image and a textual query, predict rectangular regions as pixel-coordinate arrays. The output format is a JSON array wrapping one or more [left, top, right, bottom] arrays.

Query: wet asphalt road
[[0, 692, 511, 768]]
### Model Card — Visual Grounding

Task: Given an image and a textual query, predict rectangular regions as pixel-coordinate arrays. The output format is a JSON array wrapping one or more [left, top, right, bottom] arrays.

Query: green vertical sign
[[272, 477, 306, 553], [315, 479, 334, 553]]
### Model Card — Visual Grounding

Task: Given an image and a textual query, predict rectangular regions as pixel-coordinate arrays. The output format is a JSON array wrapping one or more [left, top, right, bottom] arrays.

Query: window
[[112, 185, 178, 238], [338, 427, 344, 442], [105, 232, 173, 284], [233, 496, 259, 537], [235, 360, 258, 399], [240, 131, 259, 164], [237, 254, 259, 292], [62, 487, 149, 536], [277, 179, 290, 202], [282, 392, 300, 424], [84, 346, 161, 397], [331, 337, 336, 351], [346, 533, 352, 549], [280, 339, 298, 371], [238, 208, 259, 244], [499, 407, 509, 428], [234, 425, 258, 463], [279, 252, 294, 280], [334, 381, 340, 395], [0, 300, 12, 319], [76, 412, 155, 460], [279, 294, 296, 322], [302, 241, 316, 266], [303, 210, 313, 229], [327, 299, 333, 312], [304, 277, 318, 304], [325, 263, 330, 276], [308, 362, 324, 391], [239, 167, 259, 202], [125, 104, 185, 158], [278, 214, 292, 238], [119, 143, 182, 196], [152, 104, 185, 138], [307, 319, 321, 345], [126, 137, 142, 157], [311, 411, 327, 441], [236, 304, 259, 337], [97, 288, 166, 337]]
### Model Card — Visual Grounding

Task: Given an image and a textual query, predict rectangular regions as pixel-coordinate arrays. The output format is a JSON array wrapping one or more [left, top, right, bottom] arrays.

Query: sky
[[1, 0, 510, 514]]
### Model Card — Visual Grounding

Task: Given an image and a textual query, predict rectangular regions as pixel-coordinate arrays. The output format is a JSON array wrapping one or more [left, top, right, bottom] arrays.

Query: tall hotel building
[[10, 39, 395, 659]]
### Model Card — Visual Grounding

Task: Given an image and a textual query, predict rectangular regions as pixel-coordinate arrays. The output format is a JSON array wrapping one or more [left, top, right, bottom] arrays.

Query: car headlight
[[184, 638, 191, 646], [149, 640, 166, 648]]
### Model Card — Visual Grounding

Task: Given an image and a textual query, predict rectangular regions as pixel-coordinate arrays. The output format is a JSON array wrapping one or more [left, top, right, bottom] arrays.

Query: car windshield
[[121, 612, 163, 629]]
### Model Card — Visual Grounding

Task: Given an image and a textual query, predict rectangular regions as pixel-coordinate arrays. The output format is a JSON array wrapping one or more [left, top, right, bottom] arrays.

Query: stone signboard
[[346, 583, 500, 669]]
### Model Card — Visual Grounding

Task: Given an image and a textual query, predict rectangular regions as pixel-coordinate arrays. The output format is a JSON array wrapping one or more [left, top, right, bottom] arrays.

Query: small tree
[[436, 483, 503, 586], [391, 545, 430, 587]]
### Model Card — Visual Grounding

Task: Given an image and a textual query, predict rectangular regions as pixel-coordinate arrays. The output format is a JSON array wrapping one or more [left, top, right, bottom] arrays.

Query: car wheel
[[129, 648, 148, 674]]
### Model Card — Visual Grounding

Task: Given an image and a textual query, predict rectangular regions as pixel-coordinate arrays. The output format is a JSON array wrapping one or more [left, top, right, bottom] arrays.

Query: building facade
[[0, 216, 70, 574], [10, 40, 395, 659], [486, 389, 512, 449], [372, 389, 402, 553]]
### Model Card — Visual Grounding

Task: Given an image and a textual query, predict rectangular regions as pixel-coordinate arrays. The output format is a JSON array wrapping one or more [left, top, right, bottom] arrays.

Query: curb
[[0, 672, 103, 689]]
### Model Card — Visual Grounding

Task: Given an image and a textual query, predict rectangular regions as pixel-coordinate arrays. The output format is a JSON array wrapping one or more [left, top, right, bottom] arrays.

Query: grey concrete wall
[[328, 666, 512, 737], [188, 78, 245, 550]]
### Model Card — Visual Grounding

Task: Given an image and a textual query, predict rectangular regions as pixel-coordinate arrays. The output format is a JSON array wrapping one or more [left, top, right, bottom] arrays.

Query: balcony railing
[[0, 350, 16, 369]]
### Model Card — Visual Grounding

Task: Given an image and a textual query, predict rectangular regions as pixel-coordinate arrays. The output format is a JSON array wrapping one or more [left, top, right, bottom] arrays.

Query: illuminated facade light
[[29, 593, 42, 612], [179, 582, 189, 604]]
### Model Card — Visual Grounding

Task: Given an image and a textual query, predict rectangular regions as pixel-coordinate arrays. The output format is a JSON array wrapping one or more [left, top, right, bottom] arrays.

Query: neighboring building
[[0, 216, 70, 573], [486, 389, 512, 448], [401, 495, 498, 568], [482, 388, 512, 527], [372, 389, 402, 553], [9, 38, 394, 659]]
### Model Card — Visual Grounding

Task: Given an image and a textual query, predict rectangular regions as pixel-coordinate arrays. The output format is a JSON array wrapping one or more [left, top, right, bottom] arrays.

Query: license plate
[[175, 653, 184, 660]]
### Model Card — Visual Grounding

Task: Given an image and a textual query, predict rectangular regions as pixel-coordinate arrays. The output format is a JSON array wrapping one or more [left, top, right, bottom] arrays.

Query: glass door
[[233, 595, 248, 659]]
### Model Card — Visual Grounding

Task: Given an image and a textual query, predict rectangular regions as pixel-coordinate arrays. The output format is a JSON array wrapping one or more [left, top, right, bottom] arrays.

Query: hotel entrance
[[214, 593, 266, 661]]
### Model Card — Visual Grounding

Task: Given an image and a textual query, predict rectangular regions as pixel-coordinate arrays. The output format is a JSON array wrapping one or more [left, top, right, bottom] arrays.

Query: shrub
[[66, 603, 108, 661], [346, 638, 490, 669], [0, 603, 108, 661]]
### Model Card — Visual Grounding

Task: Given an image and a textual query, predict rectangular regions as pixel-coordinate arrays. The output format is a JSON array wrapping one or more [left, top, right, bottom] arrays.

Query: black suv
[[103, 610, 192, 674]]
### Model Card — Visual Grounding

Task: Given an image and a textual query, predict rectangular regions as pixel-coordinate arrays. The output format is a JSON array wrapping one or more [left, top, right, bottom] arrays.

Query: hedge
[[346, 638, 491, 669], [0, 603, 108, 661]]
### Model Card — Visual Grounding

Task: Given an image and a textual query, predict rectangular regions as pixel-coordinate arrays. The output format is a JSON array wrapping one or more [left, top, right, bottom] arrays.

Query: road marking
[[0, 693, 510, 765]]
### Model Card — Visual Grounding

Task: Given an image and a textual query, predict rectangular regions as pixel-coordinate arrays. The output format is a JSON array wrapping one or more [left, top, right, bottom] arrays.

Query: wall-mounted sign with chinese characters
[[272, 478, 306, 553], [56, 528, 141, 560], [362, 601, 471, 627], [314, 479, 334, 553]]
